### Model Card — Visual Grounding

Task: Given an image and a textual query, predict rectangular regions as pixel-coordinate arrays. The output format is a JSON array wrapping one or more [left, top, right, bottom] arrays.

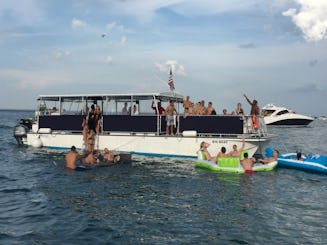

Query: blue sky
[[0, 0, 326, 115]]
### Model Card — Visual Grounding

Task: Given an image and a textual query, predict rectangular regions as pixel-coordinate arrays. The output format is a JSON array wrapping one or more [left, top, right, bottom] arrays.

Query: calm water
[[1, 110, 327, 244]]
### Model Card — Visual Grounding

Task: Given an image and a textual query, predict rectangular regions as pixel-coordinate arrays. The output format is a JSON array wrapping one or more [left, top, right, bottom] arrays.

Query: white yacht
[[262, 104, 314, 126], [14, 92, 273, 158]]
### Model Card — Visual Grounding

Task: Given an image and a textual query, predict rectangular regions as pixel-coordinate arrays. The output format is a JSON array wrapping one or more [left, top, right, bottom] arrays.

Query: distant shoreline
[[0, 109, 34, 112]]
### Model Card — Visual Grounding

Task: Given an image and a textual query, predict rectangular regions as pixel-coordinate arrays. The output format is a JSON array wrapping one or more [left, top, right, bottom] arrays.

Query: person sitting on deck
[[295, 152, 303, 161], [198, 142, 217, 163], [132, 105, 139, 115], [223, 109, 235, 115], [206, 102, 216, 115], [228, 137, 245, 157], [259, 150, 279, 164], [122, 102, 129, 115], [240, 152, 256, 173], [65, 146, 80, 169]]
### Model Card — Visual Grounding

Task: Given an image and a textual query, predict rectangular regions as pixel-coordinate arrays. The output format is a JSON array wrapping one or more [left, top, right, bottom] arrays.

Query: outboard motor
[[13, 124, 28, 145], [19, 118, 33, 129]]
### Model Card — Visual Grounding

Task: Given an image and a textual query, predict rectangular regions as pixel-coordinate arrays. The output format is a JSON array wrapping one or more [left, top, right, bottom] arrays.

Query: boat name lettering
[[212, 140, 228, 144]]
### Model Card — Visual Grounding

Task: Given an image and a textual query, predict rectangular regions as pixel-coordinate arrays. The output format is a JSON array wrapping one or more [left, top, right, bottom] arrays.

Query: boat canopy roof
[[37, 92, 184, 103]]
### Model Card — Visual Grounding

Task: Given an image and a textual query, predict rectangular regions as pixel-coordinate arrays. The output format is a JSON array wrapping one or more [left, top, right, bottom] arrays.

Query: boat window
[[276, 110, 289, 116], [263, 109, 275, 116]]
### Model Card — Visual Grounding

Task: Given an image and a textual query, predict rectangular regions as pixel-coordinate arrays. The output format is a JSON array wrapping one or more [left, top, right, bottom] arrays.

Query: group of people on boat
[[181, 94, 258, 118], [198, 138, 279, 172], [65, 146, 120, 170]]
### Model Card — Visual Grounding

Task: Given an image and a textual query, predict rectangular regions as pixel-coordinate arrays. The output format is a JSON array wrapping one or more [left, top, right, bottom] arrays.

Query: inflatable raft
[[278, 153, 327, 174], [195, 157, 278, 173]]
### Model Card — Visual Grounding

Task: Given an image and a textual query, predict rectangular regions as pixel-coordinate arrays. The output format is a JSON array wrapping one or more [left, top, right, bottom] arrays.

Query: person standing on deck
[[244, 94, 260, 115], [183, 96, 192, 113], [165, 100, 178, 136], [88, 104, 96, 133], [152, 101, 165, 115], [244, 94, 260, 129]]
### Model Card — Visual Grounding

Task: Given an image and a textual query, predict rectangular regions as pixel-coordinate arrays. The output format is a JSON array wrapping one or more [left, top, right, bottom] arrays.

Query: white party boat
[[14, 92, 273, 158]]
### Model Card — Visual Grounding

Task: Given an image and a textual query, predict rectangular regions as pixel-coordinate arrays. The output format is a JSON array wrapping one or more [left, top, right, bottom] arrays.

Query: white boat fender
[[182, 130, 197, 137], [32, 137, 43, 148], [38, 128, 52, 134]]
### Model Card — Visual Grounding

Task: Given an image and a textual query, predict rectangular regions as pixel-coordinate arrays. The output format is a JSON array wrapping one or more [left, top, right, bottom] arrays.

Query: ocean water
[[1, 110, 327, 244]]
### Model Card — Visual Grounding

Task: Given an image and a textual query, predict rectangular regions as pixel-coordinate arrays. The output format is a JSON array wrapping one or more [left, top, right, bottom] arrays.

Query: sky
[[0, 0, 326, 116]]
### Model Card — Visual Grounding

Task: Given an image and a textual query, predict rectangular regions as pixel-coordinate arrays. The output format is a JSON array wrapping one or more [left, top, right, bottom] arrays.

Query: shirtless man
[[259, 150, 279, 164], [240, 152, 256, 172], [228, 137, 245, 157], [165, 100, 178, 136], [206, 102, 216, 115], [183, 96, 192, 113], [217, 146, 228, 158], [65, 146, 80, 169]]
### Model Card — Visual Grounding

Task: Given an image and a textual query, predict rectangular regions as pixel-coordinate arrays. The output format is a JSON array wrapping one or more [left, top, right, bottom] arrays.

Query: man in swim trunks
[[183, 96, 192, 113], [65, 146, 80, 169], [165, 100, 178, 136], [240, 152, 256, 172]]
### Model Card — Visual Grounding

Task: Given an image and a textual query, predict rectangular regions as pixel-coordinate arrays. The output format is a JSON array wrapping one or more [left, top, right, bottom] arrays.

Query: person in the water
[[65, 146, 80, 169]]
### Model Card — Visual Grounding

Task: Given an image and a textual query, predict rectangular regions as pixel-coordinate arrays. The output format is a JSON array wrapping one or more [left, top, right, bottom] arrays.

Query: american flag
[[167, 66, 175, 91]]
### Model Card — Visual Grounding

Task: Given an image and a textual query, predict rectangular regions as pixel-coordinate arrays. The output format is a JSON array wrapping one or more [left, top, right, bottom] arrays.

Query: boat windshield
[[263, 109, 275, 116], [276, 110, 290, 116]]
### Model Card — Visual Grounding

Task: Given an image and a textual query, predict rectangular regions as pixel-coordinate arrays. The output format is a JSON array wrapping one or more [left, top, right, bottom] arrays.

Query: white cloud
[[106, 56, 113, 64], [0, 0, 44, 26], [71, 18, 87, 30], [119, 36, 128, 46], [283, 0, 327, 41], [155, 60, 186, 76], [52, 48, 71, 60], [106, 21, 116, 31], [110, 0, 265, 20]]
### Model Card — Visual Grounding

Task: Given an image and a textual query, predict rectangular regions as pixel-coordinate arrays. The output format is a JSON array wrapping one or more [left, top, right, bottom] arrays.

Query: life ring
[[252, 115, 259, 129]]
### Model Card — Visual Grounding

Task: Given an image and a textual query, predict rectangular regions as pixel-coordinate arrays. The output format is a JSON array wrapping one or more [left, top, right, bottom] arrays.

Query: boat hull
[[23, 132, 268, 158], [195, 159, 278, 173], [278, 153, 327, 173], [265, 118, 313, 126]]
